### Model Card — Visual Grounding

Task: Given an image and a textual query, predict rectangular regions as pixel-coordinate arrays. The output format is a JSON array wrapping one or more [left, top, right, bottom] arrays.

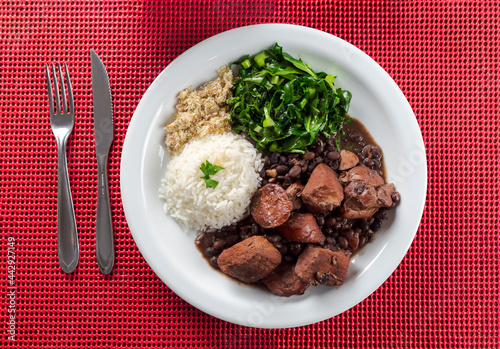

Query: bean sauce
[[340, 118, 386, 178]]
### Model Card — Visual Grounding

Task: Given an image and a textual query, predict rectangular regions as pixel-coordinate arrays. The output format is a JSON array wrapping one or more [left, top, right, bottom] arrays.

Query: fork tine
[[57, 63, 67, 114], [45, 64, 55, 116], [51, 64, 61, 114], [64, 63, 74, 113]]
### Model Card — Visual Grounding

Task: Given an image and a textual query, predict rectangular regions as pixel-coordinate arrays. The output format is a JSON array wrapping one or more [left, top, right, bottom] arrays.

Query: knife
[[90, 49, 115, 274]]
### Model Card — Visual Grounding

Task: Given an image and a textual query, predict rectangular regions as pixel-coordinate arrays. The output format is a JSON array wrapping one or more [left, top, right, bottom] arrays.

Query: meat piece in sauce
[[285, 182, 304, 211], [340, 202, 378, 219], [346, 231, 360, 250], [218, 236, 282, 283], [295, 245, 351, 286], [263, 261, 310, 297], [251, 184, 292, 229], [340, 166, 396, 219], [301, 164, 344, 214], [338, 149, 360, 171], [339, 166, 385, 187], [376, 183, 395, 208], [277, 212, 326, 244], [344, 180, 379, 209]]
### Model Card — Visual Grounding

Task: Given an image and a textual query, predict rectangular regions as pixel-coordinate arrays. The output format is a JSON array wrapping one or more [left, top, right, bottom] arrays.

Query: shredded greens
[[199, 160, 224, 189], [228, 43, 352, 154]]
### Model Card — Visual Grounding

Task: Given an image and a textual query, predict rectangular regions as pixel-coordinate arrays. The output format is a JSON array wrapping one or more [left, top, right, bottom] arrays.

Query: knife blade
[[90, 49, 114, 274]]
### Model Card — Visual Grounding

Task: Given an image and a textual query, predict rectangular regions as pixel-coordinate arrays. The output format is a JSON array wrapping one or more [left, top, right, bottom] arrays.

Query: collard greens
[[228, 43, 352, 154]]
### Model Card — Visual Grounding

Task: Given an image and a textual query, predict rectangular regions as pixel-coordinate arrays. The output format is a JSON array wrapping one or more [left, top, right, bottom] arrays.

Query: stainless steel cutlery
[[90, 50, 115, 275], [45, 52, 115, 274], [45, 63, 79, 274]]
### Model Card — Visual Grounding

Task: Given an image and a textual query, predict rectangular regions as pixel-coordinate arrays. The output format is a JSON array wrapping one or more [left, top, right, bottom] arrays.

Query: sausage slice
[[277, 212, 326, 244], [251, 184, 292, 229]]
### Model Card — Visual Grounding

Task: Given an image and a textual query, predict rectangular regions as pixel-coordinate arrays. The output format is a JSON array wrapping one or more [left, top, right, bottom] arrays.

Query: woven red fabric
[[1, 1, 499, 347]]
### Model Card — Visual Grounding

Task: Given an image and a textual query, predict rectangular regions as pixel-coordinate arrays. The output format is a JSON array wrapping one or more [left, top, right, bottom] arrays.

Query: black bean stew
[[196, 117, 400, 296]]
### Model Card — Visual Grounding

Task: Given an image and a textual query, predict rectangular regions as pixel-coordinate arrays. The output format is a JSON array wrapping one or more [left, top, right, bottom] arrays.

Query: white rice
[[160, 132, 264, 230]]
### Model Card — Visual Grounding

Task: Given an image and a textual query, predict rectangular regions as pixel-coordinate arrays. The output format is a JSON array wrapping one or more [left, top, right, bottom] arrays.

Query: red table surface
[[1, 1, 499, 348]]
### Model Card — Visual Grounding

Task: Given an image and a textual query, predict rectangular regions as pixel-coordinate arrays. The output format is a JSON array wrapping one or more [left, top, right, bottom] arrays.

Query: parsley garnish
[[200, 160, 224, 189]]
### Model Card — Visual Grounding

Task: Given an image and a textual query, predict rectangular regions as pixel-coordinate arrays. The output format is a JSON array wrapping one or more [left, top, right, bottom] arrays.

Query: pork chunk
[[340, 166, 396, 218], [343, 180, 379, 209], [339, 166, 385, 187], [295, 245, 350, 286], [285, 182, 305, 211], [338, 149, 360, 171], [376, 183, 395, 208], [339, 201, 378, 219], [218, 236, 282, 283], [301, 164, 344, 214], [263, 262, 309, 297]]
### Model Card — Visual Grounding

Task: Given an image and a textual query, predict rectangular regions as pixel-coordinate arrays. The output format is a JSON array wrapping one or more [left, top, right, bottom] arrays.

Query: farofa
[[165, 65, 234, 154]]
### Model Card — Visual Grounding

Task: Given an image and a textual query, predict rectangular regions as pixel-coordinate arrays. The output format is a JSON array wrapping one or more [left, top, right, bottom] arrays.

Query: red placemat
[[1, 1, 499, 347]]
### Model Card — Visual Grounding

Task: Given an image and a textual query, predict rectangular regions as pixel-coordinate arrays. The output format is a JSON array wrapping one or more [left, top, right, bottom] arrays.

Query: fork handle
[[57, 141, 79, 273], [96, 153, 114, 274]]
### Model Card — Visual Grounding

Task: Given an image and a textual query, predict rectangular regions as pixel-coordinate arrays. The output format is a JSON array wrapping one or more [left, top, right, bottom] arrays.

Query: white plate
[[120, 24, 427, 328]]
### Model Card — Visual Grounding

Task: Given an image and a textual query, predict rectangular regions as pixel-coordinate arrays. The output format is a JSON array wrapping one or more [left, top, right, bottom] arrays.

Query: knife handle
[[96, 153, 114, 274]]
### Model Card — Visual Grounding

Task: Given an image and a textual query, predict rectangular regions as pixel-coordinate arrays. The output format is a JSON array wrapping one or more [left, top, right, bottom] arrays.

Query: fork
[[45, 63, 79, 273]]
